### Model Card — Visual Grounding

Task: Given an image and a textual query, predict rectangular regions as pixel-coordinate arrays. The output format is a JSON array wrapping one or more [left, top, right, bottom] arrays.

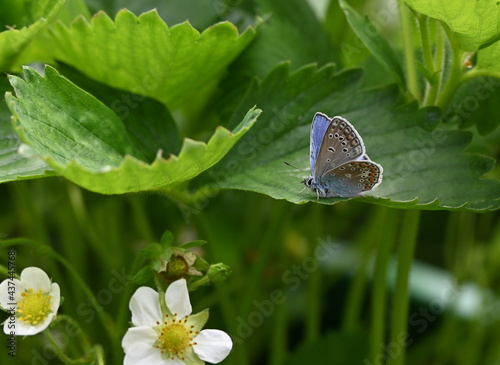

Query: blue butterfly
[[299, 112, 383, 198]]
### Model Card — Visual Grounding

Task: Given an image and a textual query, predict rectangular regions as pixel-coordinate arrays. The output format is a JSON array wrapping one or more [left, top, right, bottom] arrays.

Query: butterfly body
[[303, 112, 383, 198]]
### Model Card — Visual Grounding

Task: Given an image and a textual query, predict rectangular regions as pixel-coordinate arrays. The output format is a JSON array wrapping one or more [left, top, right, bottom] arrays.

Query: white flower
[[122, 279, 232, 365], [0, 267, 60, 336]]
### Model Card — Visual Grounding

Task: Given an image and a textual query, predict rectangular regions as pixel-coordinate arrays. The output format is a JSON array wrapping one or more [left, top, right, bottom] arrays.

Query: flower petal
[[8, 315, 52, 336], [49, 283, 61, 314], [193, 329, 233, 364], [2, 314, 15, 335], [130, 287, 162, 327], [0, 278, 23, 310], [165, 279, 191, 317], [20, 267, 52, 292], [123, 329, 163, 365], [122, 326, 157, 351]]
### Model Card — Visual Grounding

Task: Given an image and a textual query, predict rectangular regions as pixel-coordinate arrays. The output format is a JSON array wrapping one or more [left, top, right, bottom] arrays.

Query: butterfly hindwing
[[318, 160, 383, 197], [313, 115, 366, 178]]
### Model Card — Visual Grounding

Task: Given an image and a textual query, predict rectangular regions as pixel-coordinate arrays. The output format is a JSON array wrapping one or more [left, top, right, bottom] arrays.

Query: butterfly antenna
[[284, 161, 308, 174]]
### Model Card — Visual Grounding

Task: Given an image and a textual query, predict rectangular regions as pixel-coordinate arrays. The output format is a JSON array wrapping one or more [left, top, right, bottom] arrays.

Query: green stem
[[389, 210, 420, 365], [342, 206, 386, 330], [436, 24, 464, 108], [44, 329, 88, 364], [369, 208, 399, 363], [419, 16, 438, 106], [398, 0, 421, 101], [430, 21, 445, 104]]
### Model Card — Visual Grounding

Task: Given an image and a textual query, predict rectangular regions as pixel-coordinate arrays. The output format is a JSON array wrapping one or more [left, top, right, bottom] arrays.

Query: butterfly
[[290, 112, 383, 199]]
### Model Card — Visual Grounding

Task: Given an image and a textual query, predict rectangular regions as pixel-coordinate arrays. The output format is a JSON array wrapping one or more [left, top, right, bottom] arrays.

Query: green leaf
[[48, 9, 255, 110], [204, 63, 500, 211], [0, 76, 54, 183], [0, 0, 65, 71], [416, 61, 440, 86], [160, 230, 174, 248], [477, 40, 500, 75], [339, 0, 405, 89], [404, 0, 500, 51], [8, 66, 146, 169], [132, 265, 153, 285], [237, 0, 337, 78], [6, 65, 260, 194], [444, 76, 500, 135], [105, 0, 226, 31], [181, 240, 207, 249], [55, 63, 182, 161]]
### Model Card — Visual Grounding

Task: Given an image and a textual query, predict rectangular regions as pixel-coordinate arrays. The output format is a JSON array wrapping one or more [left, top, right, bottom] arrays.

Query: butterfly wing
[[314, 116, 366, 178], [310, 113, 331, 174], [318, 160, 383, 197]]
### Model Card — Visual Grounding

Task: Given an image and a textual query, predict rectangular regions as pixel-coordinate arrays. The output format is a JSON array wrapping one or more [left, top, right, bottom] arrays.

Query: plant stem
[[342, 206, 386, 330], [433, 21, 445, 96], [370, 208, 399, 363], [419, 16, 438, 106], [398, 0, 421, 101], [436, 24, 464, 109], [269, 278, 288, 365], [389, 210, 420, 365]]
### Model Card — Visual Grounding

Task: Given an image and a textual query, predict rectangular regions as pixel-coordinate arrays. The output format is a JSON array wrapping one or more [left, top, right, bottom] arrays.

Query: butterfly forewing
[[310, 113, 331, 174], [313, 116, 366, 178], [320, 160, 383, 197]]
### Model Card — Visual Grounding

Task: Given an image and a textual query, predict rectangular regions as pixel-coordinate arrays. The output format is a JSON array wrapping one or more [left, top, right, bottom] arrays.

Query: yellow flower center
[[16, 288, 52, 325], [154, 313, 199, 360]]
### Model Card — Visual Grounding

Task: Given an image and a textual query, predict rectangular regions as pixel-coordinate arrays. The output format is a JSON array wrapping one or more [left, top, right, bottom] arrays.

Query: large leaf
[[212, 0, 338, 131], [0, 76, 54, 183], [48, 9, 255, 110], [55, 63, 182, 162], [5, 65, 260, 194], [404, 0, 500, 51], [241, 0, 337, 78], [203, 63, 500, 211], [0, 0, 65, 71]]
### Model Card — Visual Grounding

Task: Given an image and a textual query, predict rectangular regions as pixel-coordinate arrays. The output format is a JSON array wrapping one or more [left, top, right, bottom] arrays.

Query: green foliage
[[6, 66, 259, 194], [340, 0, 405, 88], [1, 1, 500, 365], [404, 0, 500, 51], [0, 0, 64, 70], [48, 9, 255, 110], [206, 63, 500, 210], [0, 77, 55, 182], [0, 0, 498, 210]]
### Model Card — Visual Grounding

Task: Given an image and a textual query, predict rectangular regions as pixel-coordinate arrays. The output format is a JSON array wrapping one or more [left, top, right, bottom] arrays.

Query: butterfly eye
[[342, 148, 348, 153], [334, 133, 339, 138], [328, 133, 334, 139]]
